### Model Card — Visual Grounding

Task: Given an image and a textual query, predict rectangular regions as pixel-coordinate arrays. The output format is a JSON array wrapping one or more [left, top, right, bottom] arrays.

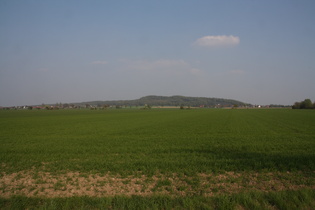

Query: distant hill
[[77, 95, 249, 107]]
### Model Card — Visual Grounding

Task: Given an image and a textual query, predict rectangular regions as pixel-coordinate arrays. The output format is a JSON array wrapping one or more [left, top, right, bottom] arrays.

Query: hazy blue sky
[[1, 0, 314, 106]]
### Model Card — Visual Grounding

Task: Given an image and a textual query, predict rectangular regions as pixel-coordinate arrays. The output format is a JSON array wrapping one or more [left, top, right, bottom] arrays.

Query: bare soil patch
[[0, 170, 314, 198]]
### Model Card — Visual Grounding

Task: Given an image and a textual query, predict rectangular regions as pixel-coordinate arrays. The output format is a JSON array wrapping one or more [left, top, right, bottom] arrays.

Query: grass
[[0, 189, 314, 209], [1, 108, 314, 174], [0, 108, 314, 208]]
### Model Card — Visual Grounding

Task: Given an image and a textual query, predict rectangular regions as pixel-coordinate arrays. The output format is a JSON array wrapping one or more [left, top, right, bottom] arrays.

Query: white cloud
[[91, 60, 108, 65], [193, 35, 240, 47]]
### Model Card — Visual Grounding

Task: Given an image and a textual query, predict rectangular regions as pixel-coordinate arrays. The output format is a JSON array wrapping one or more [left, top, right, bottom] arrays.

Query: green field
[[0, 109, 314, 209]]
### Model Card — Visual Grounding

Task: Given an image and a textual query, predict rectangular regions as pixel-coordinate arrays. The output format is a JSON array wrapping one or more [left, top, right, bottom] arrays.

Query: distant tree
[[293, 99, 314, 109], [292, 102, 301, 109], [300, 99, 313, 109]]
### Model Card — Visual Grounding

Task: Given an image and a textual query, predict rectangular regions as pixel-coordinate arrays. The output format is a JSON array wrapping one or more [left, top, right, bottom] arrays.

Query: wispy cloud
[[91, 60, 108, 65], [37, 68, 49, 72], [228, 70, 245, 75], [193, 35, 240, 48], [120, 59, 202, 76], [189, 68, 202, 75], [128, 59, 188, 71]]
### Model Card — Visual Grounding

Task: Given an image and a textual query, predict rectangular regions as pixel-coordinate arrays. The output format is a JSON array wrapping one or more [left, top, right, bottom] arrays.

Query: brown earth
[[0, 170, 314, 198]]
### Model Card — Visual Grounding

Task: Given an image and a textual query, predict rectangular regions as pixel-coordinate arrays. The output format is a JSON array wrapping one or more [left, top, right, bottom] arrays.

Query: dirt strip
[[0, 170, 314, 198]]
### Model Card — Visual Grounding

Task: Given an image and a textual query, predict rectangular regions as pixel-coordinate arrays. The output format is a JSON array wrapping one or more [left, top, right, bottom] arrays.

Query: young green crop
[[1, 189, 314, 209], [0, 108, 314, 175]]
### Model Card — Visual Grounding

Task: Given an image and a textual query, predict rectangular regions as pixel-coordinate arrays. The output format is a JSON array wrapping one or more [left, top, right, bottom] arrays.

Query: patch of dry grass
[[1, 169, 314, 198]]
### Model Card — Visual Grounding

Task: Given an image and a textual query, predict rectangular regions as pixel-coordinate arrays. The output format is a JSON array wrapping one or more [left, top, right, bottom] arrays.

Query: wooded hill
[[79, 95, 249, 107]]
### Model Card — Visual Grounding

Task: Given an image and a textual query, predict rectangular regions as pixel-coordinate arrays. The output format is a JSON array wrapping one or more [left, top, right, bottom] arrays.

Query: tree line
[[292, 99, 315, 109], [79, 95, 249, 108]]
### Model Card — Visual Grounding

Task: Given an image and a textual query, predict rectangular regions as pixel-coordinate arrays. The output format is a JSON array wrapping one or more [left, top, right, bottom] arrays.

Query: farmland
[[0, 108, 314, 209]]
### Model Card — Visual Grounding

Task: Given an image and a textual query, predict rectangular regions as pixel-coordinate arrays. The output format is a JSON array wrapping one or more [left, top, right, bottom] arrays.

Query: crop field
[[0, 108, 315, 209]]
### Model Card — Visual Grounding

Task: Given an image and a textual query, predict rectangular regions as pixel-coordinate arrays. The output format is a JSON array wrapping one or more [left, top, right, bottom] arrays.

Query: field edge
[[0, 189, 314, 209]]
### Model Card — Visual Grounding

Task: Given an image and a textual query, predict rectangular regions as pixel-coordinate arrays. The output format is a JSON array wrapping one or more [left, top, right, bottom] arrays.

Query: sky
[[1, 0, 315, 106]]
